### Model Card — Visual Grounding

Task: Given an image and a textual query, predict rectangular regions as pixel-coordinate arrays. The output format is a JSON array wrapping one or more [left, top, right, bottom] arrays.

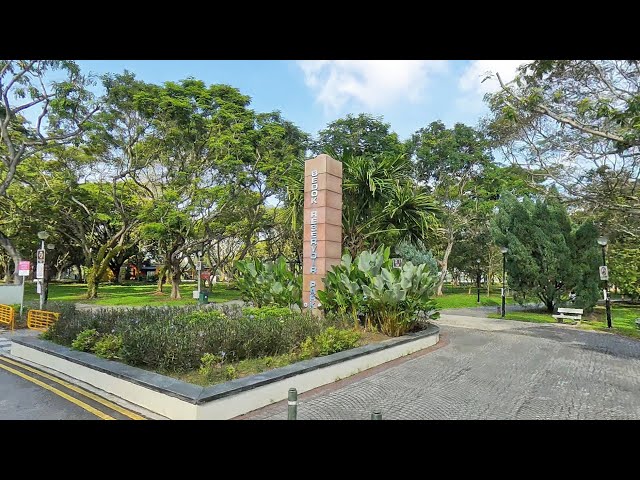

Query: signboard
[[196, 261, 202, 271], [18, 260, 31, 277], [391, 258, 403, 268], [302, 155, 343, 312], [599, 266, 609, 281], [36, 249, 45, 279]]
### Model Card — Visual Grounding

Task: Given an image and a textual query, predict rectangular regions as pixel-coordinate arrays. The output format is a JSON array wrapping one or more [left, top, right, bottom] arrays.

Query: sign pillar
[[303, 154, 342, 314]]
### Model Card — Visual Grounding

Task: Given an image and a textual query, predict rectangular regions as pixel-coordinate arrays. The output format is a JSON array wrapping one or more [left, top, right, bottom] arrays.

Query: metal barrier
[[287, 387, 382, 420], [0, 304, 15, 331], [27, 309, 60, 331]]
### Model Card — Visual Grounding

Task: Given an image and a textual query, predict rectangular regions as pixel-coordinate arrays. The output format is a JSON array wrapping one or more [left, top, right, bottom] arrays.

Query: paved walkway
[[244, 313, 640, 420]]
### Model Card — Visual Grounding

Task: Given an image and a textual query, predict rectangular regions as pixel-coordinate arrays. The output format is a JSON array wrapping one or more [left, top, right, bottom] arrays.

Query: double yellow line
[[0, 355, 145, 420]]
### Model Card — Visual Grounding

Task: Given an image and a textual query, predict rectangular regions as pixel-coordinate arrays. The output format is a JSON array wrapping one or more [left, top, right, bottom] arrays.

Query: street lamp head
[[46, 243, 55, 250], [500, 246, 509, 254], [37, 231, 50, 240], [597, 236, 608, 246]]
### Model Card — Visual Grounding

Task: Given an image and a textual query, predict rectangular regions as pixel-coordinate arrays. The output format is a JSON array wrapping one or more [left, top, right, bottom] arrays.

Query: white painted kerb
[[11, 330, 438, 420]]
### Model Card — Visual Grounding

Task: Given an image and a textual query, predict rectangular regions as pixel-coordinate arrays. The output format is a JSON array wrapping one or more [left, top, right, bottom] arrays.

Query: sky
[[75, 60, 528, 141]]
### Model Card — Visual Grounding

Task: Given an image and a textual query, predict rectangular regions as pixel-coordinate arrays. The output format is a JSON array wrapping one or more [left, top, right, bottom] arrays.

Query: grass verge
[[489, 303, 640, 339]]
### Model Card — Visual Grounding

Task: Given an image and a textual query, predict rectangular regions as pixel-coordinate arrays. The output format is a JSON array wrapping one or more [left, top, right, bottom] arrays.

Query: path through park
[[243, 312, 640, 420]]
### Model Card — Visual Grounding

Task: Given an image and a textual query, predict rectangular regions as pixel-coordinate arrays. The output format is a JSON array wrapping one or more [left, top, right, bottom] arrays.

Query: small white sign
[[391, 258, 403, 268], [36, 263, 45, 279], [599, 266, 609, 281], [196, 261, 202, 271], [36, 281, 42, 294]]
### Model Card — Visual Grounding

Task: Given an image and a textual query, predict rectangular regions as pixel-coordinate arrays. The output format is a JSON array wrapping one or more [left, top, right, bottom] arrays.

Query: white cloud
[[297, 60, 449, 112], [456, 60, 531, 115]]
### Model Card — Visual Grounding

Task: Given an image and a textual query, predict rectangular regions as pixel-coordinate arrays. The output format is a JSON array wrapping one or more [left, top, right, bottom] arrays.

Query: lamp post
[[476, 258, 481, 304], [500, 247, 508, 318], [44, 243, 55, 305], [597, 236, 612, 328], [37, 231, 50, 310], [197, 250, 203, 298]]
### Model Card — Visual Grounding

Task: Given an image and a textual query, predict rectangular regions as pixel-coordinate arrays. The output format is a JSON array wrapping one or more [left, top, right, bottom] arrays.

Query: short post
[[371, 409, 382, 420], [476, 258, 481, 304], [288, 388, 298, 420], [500, 247, 509, 317]]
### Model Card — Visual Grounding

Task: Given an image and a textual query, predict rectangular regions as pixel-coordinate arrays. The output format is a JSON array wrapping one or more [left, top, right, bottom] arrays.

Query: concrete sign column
[[303, 154, 342, 313]]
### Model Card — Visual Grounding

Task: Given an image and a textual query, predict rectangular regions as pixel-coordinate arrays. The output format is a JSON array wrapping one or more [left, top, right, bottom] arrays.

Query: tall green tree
[[284, 152, 440, 258], [409, 121, 493, 295], [609, 239, 640, 300], [486, 60, 640, 233], [492, 192, 600, 312], [313, 113, 405, 158], [134, 79, 308, 299], [0, 60, 97, 281]]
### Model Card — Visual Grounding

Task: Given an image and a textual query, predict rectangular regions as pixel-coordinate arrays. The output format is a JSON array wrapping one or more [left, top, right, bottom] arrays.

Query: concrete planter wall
[[10, 324, 439, 420]]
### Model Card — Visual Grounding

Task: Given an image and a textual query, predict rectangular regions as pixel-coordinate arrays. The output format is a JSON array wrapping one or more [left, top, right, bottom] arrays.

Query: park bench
[[552, 307, 583, 324]]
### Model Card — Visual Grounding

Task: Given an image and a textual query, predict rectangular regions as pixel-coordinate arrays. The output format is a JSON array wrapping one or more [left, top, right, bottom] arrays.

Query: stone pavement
[[0, 328, 40, 354], [245, 314, 640, 420]]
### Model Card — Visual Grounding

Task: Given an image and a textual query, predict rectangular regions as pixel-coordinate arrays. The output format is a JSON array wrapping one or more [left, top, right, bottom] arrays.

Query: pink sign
[[18, 260, 31, 276]]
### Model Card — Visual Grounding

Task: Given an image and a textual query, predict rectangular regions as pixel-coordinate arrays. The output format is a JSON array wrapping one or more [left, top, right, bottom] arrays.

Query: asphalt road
[[0, 366, 98, 420]]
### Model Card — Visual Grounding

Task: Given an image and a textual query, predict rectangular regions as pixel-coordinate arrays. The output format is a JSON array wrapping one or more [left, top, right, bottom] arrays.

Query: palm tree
[[283, 152, 440, 257]]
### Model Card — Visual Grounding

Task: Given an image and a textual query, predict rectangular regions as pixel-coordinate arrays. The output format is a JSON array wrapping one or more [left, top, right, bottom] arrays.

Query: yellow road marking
[[0, 361, 114, 420], [0, 356, 145, 420]]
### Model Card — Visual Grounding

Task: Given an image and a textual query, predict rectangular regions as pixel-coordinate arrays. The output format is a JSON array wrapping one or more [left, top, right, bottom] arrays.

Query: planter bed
[[10, 324, 439, 420]]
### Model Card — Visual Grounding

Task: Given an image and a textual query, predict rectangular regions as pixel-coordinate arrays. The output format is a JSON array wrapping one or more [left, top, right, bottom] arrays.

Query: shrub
[[394, 241, 439, 273], [298, 327, 361, 359], [224, 365, 238, 380], [93, 334, 123, 360], [71, 329, 100, 352], [199, 353, 224, 377], [235, 256, 301, 307], [314, 327, 360, 356], [319, 246, 440, 336], [43, 304, 337, 373], [116, 305, 330, 372]]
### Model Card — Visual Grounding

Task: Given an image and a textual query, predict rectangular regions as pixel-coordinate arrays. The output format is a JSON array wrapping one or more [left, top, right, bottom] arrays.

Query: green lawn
[[435, 292, 516, 309], [21, 281, 241, 307], [489, 303, 640, 339], [488, 310, 557, 324]]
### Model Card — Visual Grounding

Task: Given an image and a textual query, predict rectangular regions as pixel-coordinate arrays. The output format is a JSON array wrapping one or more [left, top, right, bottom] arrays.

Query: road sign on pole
[[36, 249, 45, 279], [18, 260, 31, 276], [599, 265, 609, 281]]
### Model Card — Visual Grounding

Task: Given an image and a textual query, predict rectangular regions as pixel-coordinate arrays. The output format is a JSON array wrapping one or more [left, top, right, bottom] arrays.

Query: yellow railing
[[27, 310, 60, 331], [0, 304, 15, 331]]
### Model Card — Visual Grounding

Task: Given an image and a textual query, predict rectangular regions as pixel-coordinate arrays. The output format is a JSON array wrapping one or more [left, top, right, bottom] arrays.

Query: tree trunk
[[86, 269, 98, 299], [545, 299, 554, 312], [436, 234, 454, 297], [157, 267, 166, 293], [85, 244, 124, 299], [0, 231, 22, 284], [75, 264, 84, 283], [170, 264, 181, 300], [109, 265, 121, 284]]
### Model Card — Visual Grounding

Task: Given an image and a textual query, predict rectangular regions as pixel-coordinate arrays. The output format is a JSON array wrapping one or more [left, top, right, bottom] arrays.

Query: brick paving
[[245, 321, 640, 420]]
